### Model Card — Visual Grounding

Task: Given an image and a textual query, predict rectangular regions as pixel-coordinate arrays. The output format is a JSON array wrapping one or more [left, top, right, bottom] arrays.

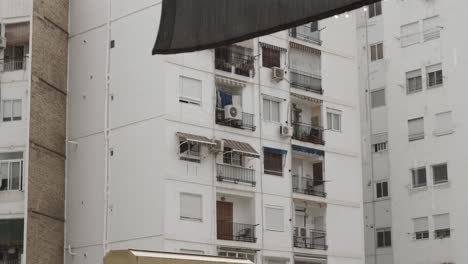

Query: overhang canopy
[[104, 250, 254, 264], [177, 132, 216, 146], [153, 0, 381, 54], [224, 139, 260, 158], [292, 144, 324, 157]]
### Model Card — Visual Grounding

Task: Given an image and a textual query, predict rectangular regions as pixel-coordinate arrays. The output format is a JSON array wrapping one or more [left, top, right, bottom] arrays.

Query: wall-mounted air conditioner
[[280, 125, 293, 137], [224, 105, 242, 121], [272, 67, 285, 81]]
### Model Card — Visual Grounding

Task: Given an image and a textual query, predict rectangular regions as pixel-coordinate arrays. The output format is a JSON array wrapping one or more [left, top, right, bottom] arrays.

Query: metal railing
[[292, 175, 326, 198], [290, 69, 322, 94], [292, 122, 325, 145], [215, 47, 255, 77], [217, 164, 256, 186], [216, 108, 256, 131], [289, 26, 321, 45], [217, 221, 257, 243], [0, 258, 21, 264], [1, 59, 26, 72], [293, 228, 327, 250]]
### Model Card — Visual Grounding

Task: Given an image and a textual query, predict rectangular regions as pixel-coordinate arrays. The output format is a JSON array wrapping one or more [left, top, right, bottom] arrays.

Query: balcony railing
[[292, 176, 326, 198], [0, 259, 21, 264], [215, 47, 255, 77], [217, 221, 257, 243], [1, 59, 26, 72], [289, 27, 321, 45], [290, 69, 322, 94], [292, 122, 325, 145], [216, 108, 256, 131], [217, 164, 256, 186], [294, 228, 327, 250]]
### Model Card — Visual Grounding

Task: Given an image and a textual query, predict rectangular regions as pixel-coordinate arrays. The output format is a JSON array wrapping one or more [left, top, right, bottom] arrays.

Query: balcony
[[217, 221, 257, 243], [292, 176, 326, 198], [216, 108, 256, 131], [0, 59, 26, 72], [290, 69, 322, 94], [292, 123, 325, 145], [217, 163, 256, 186], [289, 24, 321, 45], [293, 228, 327, 250], [215, 46, 255, 78]]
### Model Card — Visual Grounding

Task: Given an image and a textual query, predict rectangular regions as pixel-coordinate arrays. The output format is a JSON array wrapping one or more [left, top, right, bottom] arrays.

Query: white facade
[[66, 2, 364, 264], [358, 1, 468, 263]]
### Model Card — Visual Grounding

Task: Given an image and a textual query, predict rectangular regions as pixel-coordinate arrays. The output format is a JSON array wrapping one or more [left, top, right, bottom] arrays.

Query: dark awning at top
[[153, 0, 381, 54]]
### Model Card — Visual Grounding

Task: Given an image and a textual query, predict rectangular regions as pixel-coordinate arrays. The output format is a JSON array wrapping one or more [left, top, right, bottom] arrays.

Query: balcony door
[[313, 163, 323, 183], [217, 201, 233, 240]]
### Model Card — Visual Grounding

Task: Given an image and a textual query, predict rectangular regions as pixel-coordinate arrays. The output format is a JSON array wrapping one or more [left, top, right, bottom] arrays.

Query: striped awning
[[291, 92, 322, 104], [177, 132, 216, 146], [290, 42, 322, 55], [224, 139, 260, 158], [259, 42, 287, 52], [215, 76, 247, 88]]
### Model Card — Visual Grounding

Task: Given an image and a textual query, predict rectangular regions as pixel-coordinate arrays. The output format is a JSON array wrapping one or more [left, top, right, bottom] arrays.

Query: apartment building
[[0, 0, 68, 263], [65, 2, 364, 264], [357, 1, 468, 263]]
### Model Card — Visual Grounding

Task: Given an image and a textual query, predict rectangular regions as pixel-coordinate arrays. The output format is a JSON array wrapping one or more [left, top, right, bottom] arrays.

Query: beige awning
[[215, 76, 247, 88], [291, 92, 322, 105], [104, 250, 254, 264], [223, 139, 260, 158], [290, 42, 321, 55], [177, 132, 216, 146]]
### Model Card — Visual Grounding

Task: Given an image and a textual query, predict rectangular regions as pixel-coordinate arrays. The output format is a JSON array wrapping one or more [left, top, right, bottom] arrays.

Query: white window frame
[[327, 109, 342, 132], [368, 1, 382, 18], [179, 76, 202, 106], [432, 163, 448, 185], [370, 88, 386, 108], [411, 167, 427, 189], [179, 140, 201, 163], [375, 180, 389, 199], [406, 69, 423, 94], [433, 213, 451, 239], [262, 97, 281, 123], [413, 217, 429, 240], [434, 111, 454, 136], [373, 142, 387, 153], [180, 193, 203, 222], [370, 43, 384, 62], [426, 63, 443, 88], [2, 99, 22, 122], [408, 117, 424, 141], [0, 159, 23, 191], [376, 228, 392, 248]]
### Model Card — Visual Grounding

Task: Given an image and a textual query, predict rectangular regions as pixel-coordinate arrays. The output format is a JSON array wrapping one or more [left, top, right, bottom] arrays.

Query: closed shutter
[[413, 217, 428, 232], [423, 16, 441, 41], [3, 101, 12, 121], [435, 112, 452, 133], [371, 89, 386, 108], [13, 100, 22, 120], [180, 193, 202, 221], [408, 118, 424, 138], [180, 76, 202, 104], [434, 214, 450, 230], [265, 207, 284, 231], [400, 22, 419, 47]]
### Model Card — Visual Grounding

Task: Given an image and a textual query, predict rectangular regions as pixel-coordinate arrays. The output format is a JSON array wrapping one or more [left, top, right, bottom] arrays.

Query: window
[[310, 22, 318, 32], [371, 89, 386, 108], [408, 117, 424, 141], [411, 167, 427, 188], [370, 43, 383, 61], [373, 142, 387, 153], [327, 109, 342, 131], [262, 47, 280, 68], [400, 22, 420, 47], [406, 70, 422, 94], [368, 1, 382, 18], [223, 147, 243, 167], [432, 163, 448, 184], [179, 140, 201, 163], [179, 76, 202, 105], [426, 64, 443, 88], [264, 149, 283, 176], [413, 217, 429, 240], [433, 214, 450, 239], [218, 250, 255, 263], [2, 99, 22, 122], [263, 98, 280, 123], [376, 228, 391, 248], [0, 153, 23, 191], [180, 193, 202, 221], [423, 16, 441, 42], [376, 181, 389, 198], [435, 111, 453, 135], [265, 207, 284, 231]]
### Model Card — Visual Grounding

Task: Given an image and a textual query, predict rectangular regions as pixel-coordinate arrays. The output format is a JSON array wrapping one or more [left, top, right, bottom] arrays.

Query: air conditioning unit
[[210, 139, 224, 153], [224, 105, 242, 121], [280, 125, 293, 137], [299, 227, 307, 237], [272, 67, 285, 81]]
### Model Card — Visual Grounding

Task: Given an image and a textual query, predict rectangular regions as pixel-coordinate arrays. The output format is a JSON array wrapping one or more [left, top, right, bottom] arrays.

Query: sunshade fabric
[[177, 132, 216, 146], [153, 0, 382, 54], [224, 139, 260, 158], [263, 147, 288, 156], [104, 250, 254, 264], [292, 145, 324, 156]]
